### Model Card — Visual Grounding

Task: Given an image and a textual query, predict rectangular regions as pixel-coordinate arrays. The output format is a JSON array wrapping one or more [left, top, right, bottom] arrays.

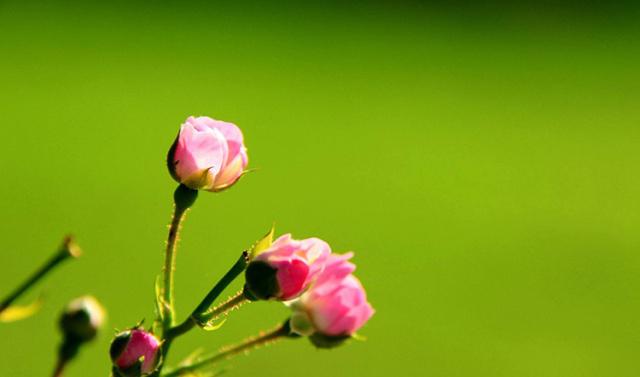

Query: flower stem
[[51, 359, 66, 377], [203, 291, 250, 322], [166, 252, 249, 340], [192, 252, 249, 318], [156, 248, 249, 377], [0, 236, 80, 314], [53, 338, 80, 377], [162, 322, 292, 377], [171, 290, 249, 340], [162, 184, 198, 329]]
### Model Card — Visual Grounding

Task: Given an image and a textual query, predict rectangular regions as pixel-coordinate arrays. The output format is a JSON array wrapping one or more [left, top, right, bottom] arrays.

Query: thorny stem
[[169, 290, 249, 340], [191, 253, 249, 318], [162, 322, 291, 377], [0, 236, 80, 314], [160, 252, 250, 367], [204, 291, 249, 322], [162, 185, 198, 329], [162, 205, 185, 328]]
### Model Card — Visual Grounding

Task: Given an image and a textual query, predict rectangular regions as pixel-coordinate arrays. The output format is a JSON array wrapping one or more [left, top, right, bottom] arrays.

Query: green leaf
[[193, 307, 227, 330], [249, 225, 275, 259], [200, 317, 227, 332], [0, 296, 43, 323], [154, 274, 168, 334]]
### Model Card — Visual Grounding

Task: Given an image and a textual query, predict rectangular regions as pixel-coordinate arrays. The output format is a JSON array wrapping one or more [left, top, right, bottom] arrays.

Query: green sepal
[[288, 311, 314, 337], [113, 356, 143, 377], [308, 333, 351, 349], [112, 351, 163, 377], [174, 184, 199, 210], [166, 132, 180, 182], [244, 261, 279, 300], [109, 331, 132, 362], [248, 225, 275, 260]]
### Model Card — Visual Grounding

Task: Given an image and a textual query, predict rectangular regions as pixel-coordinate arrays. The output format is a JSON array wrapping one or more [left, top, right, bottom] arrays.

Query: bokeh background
[[1, 1, 639, 376]]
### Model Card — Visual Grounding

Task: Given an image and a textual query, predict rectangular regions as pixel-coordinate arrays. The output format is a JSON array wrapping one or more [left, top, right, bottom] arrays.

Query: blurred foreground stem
[[51, 359, 66, 377], [0, 236, 80, 315]]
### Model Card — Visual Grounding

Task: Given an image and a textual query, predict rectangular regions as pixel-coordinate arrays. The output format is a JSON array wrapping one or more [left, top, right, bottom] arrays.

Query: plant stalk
[[165, 252, 249, 343], [0, 236, 80, 314], [162, 184, 198, 329], [163, 323, 290, 377]]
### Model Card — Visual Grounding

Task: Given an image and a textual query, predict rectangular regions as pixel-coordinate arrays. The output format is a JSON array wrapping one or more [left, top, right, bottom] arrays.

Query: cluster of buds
[[103, 115, 373, 376], [245, 234, 374, 346]]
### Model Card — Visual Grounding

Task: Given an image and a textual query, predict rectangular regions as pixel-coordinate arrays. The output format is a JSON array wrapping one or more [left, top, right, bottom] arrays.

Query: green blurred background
[[1, 1, 639, 376]]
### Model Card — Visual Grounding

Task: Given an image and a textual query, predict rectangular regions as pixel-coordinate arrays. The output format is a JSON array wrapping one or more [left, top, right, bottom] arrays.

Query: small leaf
[[249, 225, 275, 259], [154, 274, 169, 336], [200, 317, 227, 332], [114, 356, 143, 377], [155, 275, 168, 319], [154, 275, 164, 318], [0, 297, 43, 323]]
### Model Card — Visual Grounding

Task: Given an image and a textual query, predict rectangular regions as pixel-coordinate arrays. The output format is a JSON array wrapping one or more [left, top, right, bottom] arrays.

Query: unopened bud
[[59, 296, 105, 343], [244, 234, 330, 301], [110, 329, 161, 376]]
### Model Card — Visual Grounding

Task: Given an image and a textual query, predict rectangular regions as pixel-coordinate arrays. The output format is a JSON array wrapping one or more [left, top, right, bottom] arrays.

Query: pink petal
[[173, 122, 227, 188], [195, 116, 245, 165], [277, 259, 310, 300], [308, 295, 350, 334], [211, 153, 246, 191], [116, 330, 160, 373]]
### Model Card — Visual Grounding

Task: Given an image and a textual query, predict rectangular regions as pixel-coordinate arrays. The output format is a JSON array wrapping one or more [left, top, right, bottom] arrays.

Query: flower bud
[[110, 329, 161, 376], [167, 116, 248, 192], [59, 296, 105, 343], [244, 234, 330, 301], [289, 253, 374, 348]]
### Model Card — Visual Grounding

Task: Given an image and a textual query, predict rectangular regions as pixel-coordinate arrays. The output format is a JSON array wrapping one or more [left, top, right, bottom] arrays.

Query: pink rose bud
[[289, 253, 374, 348], [110, 329, 161, 376], [167, 116, 248, 192], [244, 234, 331, 301], [59, 295, 105, 343]]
